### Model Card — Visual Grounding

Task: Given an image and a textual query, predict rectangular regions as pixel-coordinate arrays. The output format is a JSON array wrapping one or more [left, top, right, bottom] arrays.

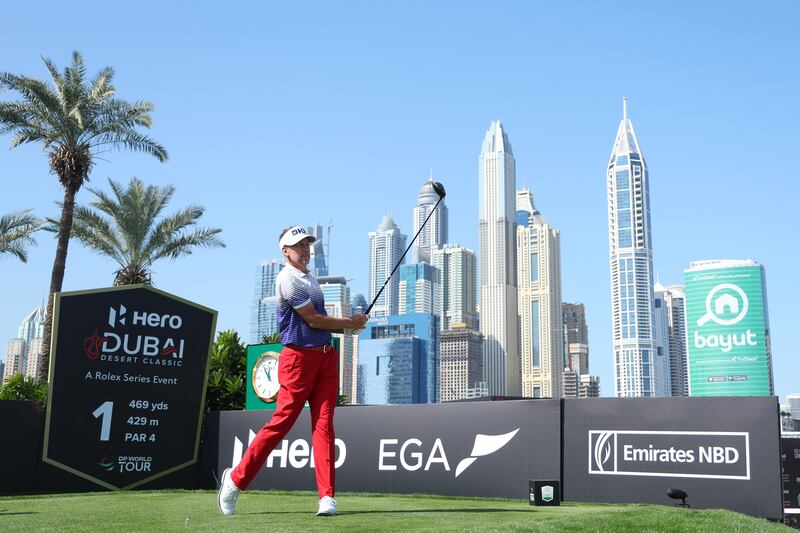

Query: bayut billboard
[[684, 264, 771, 396]]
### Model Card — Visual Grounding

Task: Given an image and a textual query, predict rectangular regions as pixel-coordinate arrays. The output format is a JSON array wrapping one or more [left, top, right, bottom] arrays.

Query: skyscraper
[[516, 188, 563, 399], [3, 339, 25, 382], [432, 245, 477, 331], [664, 284, 688, 396], [368, 215, 407, 317], [318, 276, 354, 401], [562, 303, 589, 374], [439, 326, 483, 402], [607, 98, 657, 397], [479, 121, 519, 396], [411, 175, 448, 264], [652, 283, 673, 396], [3, 305, 45, 382], [683, 259, 773, 396], [250, 260, 283, 343], [306, 224, 329, 278], [398, 263, 439, 315]]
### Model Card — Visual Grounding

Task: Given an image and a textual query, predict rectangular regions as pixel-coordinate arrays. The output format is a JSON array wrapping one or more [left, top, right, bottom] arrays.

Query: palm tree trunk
[[37, 183, 78, 383]]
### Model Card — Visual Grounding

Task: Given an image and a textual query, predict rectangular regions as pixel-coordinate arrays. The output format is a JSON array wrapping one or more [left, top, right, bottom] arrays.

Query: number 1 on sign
[[92, 401, 113, 441]]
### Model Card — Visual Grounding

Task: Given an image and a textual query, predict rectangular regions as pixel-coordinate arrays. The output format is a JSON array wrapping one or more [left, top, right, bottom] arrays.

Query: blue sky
[[1, 1, 798, 399]]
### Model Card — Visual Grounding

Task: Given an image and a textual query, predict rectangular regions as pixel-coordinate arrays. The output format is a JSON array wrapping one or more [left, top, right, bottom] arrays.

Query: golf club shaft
[[364, 197, 443, 316]]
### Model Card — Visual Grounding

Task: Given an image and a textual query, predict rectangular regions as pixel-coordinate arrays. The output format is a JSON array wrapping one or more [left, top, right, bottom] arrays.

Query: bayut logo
[[697, 283, 748, 326], [694, 283, 758, 353], [589, 430, 750, 480]]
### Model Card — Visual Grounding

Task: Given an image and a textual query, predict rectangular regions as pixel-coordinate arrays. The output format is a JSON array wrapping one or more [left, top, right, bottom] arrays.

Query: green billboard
[[684, 263, 771, 396]]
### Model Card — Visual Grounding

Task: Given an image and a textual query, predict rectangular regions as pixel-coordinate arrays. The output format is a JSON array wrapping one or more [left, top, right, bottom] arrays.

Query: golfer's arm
[[296, 303, 358, 332]]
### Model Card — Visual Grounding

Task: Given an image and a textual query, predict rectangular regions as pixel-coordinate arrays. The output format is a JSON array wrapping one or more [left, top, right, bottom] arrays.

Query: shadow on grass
[[248, 508, 534, 516], [0, 510, 38, 516]]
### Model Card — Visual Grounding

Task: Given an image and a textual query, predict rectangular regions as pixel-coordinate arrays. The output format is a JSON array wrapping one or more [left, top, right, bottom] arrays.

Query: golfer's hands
[[350, 314, 368, 330], [344, 313, 368, 335]]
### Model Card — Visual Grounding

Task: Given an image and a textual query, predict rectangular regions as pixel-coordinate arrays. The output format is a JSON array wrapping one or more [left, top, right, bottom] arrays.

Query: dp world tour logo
[[697, 283, 748, 327]]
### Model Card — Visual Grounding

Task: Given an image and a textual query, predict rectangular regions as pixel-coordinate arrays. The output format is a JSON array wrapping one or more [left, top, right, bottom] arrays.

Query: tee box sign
[[43, 285, 217, 490]]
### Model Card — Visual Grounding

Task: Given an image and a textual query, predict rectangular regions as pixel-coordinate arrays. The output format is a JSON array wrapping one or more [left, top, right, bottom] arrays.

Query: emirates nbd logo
[[589, 430, 750, 480]]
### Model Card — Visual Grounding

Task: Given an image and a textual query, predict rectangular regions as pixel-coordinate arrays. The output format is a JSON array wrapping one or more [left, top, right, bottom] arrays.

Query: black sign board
[[562, 397, 783, 520], [782, 438, 800, 510], [208, 400, 560, 498], [43, 285, 217, 489]]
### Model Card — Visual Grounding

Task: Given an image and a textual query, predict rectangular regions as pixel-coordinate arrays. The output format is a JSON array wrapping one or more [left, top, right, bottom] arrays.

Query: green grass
[[0, 490, 790, 532]]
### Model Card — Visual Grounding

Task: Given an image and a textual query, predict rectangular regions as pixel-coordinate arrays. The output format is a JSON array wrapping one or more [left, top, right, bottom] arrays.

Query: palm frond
[[0, 210, 43, 262]]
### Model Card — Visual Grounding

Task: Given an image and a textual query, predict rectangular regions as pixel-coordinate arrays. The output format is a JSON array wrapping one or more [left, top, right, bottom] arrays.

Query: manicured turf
[[0, 490, 790, 532]]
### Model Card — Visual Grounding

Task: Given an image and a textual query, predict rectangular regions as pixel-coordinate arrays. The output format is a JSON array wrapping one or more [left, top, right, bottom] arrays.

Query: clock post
[[245, 343, 283, 410]]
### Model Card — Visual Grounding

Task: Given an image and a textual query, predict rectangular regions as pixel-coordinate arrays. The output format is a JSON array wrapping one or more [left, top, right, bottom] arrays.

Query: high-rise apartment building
[[439, 326, 483, 402], [306, 224, 329, 278], [562, 303, 589, 368], [517, 188, 563, 399], [607, 98, 657, 397], [399, 263, 439, 315], [411, 176, 448, 264], [250, 260, 283, 343], [351, 293, 367, 315], [479, 121, 519, 396], [431, 245, 477, 331], [579, 374, 601, 398], [652, 284, 673, 396], [683, 259, 773, 396], [368, 215, 407, 317], [664, 284, 688, 396], [3, 339, 25, 382], [3, 306, 45, 382], [318, 276, 354, 401]]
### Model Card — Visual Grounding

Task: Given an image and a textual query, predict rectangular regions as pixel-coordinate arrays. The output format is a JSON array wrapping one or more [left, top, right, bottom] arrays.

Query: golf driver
[[364, 181, 446, 316]]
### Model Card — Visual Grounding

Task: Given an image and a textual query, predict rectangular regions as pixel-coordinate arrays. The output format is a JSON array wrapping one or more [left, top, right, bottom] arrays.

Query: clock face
[[252, 352, 281, 402]]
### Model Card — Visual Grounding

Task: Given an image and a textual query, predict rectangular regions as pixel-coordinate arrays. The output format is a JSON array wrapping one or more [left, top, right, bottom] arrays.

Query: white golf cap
[[279, 226, 315, 249]]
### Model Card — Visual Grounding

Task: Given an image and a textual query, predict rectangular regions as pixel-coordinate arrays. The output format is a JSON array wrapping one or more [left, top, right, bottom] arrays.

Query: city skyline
[[1, 2, 797, 400]]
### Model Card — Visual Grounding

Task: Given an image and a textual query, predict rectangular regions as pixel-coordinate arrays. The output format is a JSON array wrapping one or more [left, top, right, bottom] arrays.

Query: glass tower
[[368, 215, 407, 317], [357, 314, 439, 404], [607, 98, 657, 397], [250, 260, 283, 344], [398, 262, 439, 315], [479, 121, 519, 396], [411, 174, 448, 264]]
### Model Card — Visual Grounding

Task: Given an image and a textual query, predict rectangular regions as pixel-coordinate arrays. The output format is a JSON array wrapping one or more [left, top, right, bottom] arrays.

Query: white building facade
[[607, 98, 658, 397], [516, 188, 563, 399], [479, 121, 519, 396]]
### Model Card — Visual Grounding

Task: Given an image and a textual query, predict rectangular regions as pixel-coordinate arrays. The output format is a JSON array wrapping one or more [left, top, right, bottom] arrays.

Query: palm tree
[[0, 51, 168, 381], [0, 210, 42, 262], [62, 176, 224, 286]]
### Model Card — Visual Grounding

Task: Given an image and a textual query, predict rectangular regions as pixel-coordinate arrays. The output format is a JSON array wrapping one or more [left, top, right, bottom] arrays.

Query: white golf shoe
[[217, 467, 240, 516], [316, 496, 336, 516]]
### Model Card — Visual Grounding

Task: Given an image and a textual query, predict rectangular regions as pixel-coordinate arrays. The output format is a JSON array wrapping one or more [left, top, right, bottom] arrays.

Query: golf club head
[[432, 181, 446, 199]]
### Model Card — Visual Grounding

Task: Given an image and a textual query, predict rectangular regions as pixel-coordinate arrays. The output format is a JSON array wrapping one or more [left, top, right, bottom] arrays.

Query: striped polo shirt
[[275, 263, 332, 347]]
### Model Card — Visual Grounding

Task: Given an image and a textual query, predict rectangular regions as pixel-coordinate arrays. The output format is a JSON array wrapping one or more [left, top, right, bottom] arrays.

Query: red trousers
[[231, 345, 339, 497]]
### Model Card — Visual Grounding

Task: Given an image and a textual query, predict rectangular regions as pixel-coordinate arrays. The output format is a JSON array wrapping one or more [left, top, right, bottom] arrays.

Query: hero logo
[[108, 305, 182, 330], [589, 430, 750, 480], [83, 305, 186, 363]]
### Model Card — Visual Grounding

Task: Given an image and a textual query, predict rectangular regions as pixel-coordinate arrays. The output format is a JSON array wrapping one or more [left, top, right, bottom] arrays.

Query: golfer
[[218, 225, 368, 516]]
